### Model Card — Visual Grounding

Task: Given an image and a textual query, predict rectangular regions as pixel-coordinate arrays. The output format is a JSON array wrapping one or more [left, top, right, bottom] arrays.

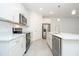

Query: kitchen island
[[47, 32, 79, 56]]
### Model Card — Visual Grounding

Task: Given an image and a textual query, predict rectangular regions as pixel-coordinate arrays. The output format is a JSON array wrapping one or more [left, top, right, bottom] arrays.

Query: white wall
[[28, 12, 43, 42], [42, 18, 51, 23], [60, 18, 79, 34], [51, 18, 79, 34], [51, 18, 58, 34]]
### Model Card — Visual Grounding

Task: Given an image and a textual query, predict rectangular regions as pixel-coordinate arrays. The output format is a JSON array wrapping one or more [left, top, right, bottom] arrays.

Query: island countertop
[[49, 32, 79, 40]]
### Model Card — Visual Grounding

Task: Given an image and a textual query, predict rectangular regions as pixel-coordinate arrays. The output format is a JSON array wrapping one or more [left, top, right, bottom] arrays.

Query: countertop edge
[[0, 34, 25, 42], [49, 32, 79, 40]]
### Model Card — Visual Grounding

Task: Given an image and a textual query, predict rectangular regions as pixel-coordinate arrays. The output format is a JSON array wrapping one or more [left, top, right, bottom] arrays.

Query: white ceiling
[[22, 3, 79, 18]]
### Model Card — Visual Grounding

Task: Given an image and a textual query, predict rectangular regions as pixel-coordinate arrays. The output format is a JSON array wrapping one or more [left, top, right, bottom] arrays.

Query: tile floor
[[24, 39, 53, 56]]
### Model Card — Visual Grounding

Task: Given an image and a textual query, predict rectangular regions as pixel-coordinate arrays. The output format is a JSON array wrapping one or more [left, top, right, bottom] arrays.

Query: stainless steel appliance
[[19, 13, 27, 25], [42, 23, 50, 39], [12, 28, 22, 34], [52, 35, 61, 56]]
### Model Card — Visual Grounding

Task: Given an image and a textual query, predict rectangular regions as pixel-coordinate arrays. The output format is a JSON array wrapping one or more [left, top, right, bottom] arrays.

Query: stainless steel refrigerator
[[42, 23, 50, 39]]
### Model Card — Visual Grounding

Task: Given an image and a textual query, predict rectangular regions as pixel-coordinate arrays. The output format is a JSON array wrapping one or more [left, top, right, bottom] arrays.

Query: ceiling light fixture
[[57, 18, 60, 22], [72, 9, 76, 15], [40, 8, 43, 10]]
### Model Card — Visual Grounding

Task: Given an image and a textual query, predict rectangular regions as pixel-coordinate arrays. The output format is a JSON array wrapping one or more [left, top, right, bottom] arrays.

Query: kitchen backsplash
[[0, 20, 29, 34], [0, 21, 14, 33]]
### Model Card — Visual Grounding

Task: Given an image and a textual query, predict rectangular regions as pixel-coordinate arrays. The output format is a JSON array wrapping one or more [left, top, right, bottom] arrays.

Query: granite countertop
[[49, 32, 79, 40]]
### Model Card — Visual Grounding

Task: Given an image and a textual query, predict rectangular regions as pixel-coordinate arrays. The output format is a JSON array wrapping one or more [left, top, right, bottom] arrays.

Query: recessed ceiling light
[[40, 8, 43, 10], [49, 11, 53, 14], [72, 10, 76, 15], [57, 18, 60, 22]]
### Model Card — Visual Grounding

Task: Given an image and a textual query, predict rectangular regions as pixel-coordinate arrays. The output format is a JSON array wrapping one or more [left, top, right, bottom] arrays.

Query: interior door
[[42, 23, 50, 39]]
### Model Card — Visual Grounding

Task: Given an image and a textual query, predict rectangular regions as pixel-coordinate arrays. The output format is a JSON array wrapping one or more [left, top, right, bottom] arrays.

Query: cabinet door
[[49, 34, 52, 49], [9, 38, 21, 56], [20, 36, 26, 55], [0, 4, 20, 23], [47, 33, 52, 49], [9, 35, 26, 56], [47, 32, 50, 43], [0, 42, 9, 56]]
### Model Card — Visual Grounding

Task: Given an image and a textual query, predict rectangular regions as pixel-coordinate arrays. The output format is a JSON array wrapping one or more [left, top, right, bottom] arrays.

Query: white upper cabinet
[[0, 3, 28, 23]]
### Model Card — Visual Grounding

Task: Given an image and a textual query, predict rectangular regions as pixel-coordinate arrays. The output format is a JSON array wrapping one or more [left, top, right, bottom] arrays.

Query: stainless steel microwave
[[12, 28, 22, 34], [19, 13, 27, 25]]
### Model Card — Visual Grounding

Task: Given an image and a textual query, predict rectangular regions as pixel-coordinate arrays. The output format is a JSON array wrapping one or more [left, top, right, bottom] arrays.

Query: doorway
[[42, 23, 51, 39]]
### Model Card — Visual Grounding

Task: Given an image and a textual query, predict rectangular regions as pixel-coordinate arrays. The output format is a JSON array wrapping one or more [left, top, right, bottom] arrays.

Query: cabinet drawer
[[9, 35, 25, 47], [9, 39, 20, 47]]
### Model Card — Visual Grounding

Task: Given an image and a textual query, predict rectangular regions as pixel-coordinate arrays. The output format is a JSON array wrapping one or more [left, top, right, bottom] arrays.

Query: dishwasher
[[52, 35, 62, 56]]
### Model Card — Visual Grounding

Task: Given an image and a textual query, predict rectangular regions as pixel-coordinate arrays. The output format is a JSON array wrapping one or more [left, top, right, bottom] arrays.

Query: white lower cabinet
[[46, 32, 52, 49], [0, 35, 26, 56], [0, 42, 9, 56]]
